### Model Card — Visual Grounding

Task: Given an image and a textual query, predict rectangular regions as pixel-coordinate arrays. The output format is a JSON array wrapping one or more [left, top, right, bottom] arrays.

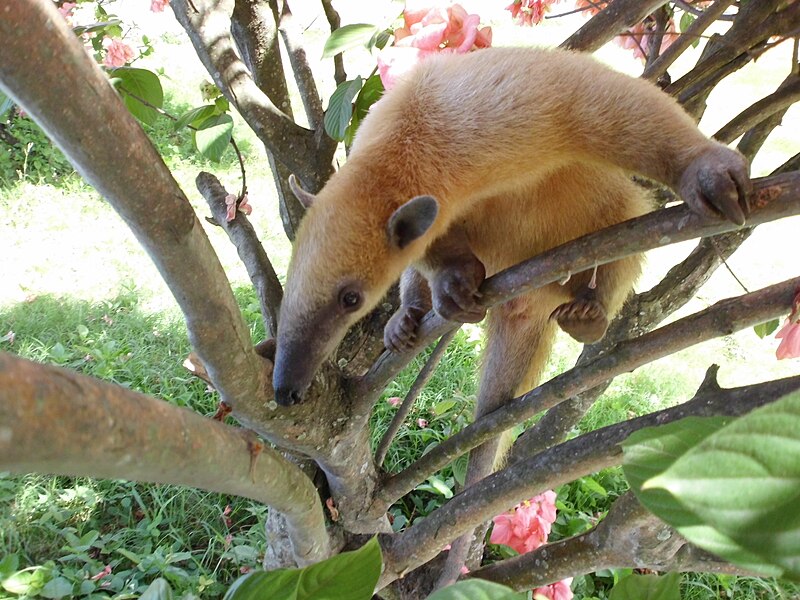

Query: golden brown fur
[[274, 47, 749, 580]]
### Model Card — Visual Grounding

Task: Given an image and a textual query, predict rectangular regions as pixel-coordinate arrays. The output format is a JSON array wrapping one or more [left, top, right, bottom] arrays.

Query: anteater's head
[[272, 174, 440, 406]]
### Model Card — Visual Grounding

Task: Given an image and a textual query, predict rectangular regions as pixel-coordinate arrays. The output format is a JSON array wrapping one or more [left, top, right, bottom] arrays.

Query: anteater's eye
[[338, 287, 363, 312]]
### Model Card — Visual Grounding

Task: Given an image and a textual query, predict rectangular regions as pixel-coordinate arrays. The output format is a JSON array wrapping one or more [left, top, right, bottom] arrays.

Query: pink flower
[[776, 318, 800, 360], [614, 17, 678, 61], [90, 565, 112, 581], [417, 418, 428, 428], [102, 37, 135, 68], [506, 0, 563, 26], [490, 491, 558, 554], [533, 578, 574, 600], [377, 2, 491, 89], [151, 0, 170, 12], [574, 0, 606, 17], [387, 396, 402, 407], [225, 193, 252, 222], [58, 2, 77, 23]]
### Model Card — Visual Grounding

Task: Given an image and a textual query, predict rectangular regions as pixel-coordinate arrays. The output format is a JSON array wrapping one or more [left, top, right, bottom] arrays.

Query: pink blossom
[[102, 37, 135, 68], [776, 318, 800, 360], [151, 0, 170, 12], [90, 565, 112, 581], [58, 2, 77, 23], [533, 578, 574, 600], [614, 16, 678, 61], [387, 396, 402, 407], [490, 491, 558, 554], [378, 2, 491, 89], [417, 418, 428, 428], [225, 193, 252, 222], [506, 0, 562, 26]]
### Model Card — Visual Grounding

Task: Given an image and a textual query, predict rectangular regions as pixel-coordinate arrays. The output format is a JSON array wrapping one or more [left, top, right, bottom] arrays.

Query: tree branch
[[379, 370, 800, 584], [170, 0, 333, 188], [196, 172, 283, 338], [0, 352, 330, 566], [278, 0, 326, 131], [358, 172, 800, 399], [714, 72, 800, 143], [0, 0, 272, 427], [321, 0, 347, 86], [643, 0, 737, 82], [472, 492, 753, 590], [375, 330, 458, 467], [375, 276, 800, 514], [560, 0, 669, 53]]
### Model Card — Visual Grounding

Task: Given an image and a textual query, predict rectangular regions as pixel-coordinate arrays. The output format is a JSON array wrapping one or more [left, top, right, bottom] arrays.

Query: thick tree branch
[[170, 0, 333, 188], [379, 371, 800, 584], [375, 276, 800, 513], [643, 0, 737, 82], [0, 352, 330, 566], [358, 172, 800, 401], [196, 172, 283, 338], [560, 0, 668, 53], [0, 0, 273, 428]]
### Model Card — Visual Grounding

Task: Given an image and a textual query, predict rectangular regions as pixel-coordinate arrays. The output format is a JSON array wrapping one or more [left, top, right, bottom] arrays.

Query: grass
[[2, 3, 800, 599]]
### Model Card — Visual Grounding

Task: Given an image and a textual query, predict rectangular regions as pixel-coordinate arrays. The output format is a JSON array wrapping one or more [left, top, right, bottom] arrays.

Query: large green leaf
[[322, 24, 380, 58], [174, 105, 218, 131], [110, 67, 163, 126], [324, 77, 363, 142], [426, 579, 527, 600], [608, 572, 680, 600], [226, 537, 381, 600], [193, 114, 234, 163], [644, 391, 800, 578], [623, 416, 783, 576], [344, 74, 384, 145], [140, 578, 174, 600]]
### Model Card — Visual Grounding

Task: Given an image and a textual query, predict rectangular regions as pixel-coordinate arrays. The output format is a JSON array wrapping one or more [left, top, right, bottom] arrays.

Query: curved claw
[[680, 146, 751, 226]]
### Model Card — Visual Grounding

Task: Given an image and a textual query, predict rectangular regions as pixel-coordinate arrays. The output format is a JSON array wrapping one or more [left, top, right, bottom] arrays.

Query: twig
[[196, 172, 283, 338], [374, 274, 800, 511], [643, 0, 736, 81], [674, 0, 735, 21], [380, 369, 800, 584], [321, 0, 347, 86], [375, 330, 458, 467]]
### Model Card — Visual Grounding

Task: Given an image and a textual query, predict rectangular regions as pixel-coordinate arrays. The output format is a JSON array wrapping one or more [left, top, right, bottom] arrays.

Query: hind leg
[[551, 254, 641, 344], [436, 293, 559, 588]]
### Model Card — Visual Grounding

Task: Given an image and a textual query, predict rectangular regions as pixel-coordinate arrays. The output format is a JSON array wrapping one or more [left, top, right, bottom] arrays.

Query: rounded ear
[[288, 174, 316, 209], [387, 195, 439, 249]]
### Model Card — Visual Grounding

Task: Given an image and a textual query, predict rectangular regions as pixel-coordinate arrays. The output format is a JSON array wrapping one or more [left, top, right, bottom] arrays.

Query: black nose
[[275, 387, 303, 406]]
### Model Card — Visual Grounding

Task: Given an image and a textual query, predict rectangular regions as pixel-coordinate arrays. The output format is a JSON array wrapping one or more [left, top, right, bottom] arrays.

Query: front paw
[[551, 298, 609, 344], [431, 260, 487, 323], [384, 306, 425, 353], [679, 146, 752, 225]]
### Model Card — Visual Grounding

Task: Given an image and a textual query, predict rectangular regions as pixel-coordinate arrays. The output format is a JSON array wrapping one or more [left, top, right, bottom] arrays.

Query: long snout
[[272, 338, 317, 406]]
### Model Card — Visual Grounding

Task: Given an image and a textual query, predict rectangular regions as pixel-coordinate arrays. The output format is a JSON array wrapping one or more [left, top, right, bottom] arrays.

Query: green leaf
[[418, 476, 454, 499], [754, 318, 780, 339], [679, 11, 695, 32], [433, 399, 458, 416], [226, 537, 381, 600], [426, 579, 527, 600], [609, 572, 681, 600], [2, 567, 47, 595], [40, 577, 74, 599], [643, 391, 800, 578], [623, 416, 782, 576], [0, 92, 14, 120], [322, 24, 380, 58], [110, 67, 164, 126], [194, 114, 234, 163], [140, 578, 174, 600], [344, 73, 384, 144], [174, 105, 217, 131], [324, 77, 363, 142], [0, 555, 18, 580]]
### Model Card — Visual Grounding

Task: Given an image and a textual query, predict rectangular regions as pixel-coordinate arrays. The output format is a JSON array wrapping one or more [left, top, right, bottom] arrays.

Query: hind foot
[[384, 306, 426, 353], [551, 299, 609, 344]]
